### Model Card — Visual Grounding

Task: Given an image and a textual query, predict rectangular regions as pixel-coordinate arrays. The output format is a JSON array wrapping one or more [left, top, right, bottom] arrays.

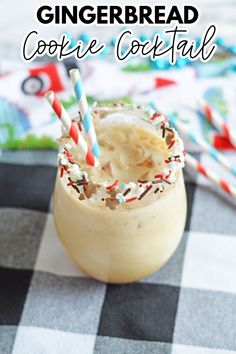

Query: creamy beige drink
[[53, 104, 187, 283]]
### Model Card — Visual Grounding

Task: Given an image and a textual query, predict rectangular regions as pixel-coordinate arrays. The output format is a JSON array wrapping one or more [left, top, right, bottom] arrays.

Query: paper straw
[[171, 117, 236, 178], [150, 101, 236, 176], [198, 97, 236, 148], [185, 153, 236, 199], [45, 91, 98, 167], [149, 101, 236, 178], [69, 69, 100, 158]]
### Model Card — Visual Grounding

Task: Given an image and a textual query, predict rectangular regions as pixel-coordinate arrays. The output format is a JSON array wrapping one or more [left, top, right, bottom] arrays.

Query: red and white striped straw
[[45, 91, 98, 167], [185, 152, 236, 199], [198, 97, 236, 148]]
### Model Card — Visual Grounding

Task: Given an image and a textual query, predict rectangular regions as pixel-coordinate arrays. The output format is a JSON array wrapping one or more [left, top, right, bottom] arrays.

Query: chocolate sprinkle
[[138, 179, 148, 184], [76, 176, 87, 186], [71, 184, 80, 194], [154, 187, 160, 193], [162, 178, 171, 185], [138, 185, 152, 200], [160, 185, 165, 192], [165, 127, 173, 133], [123, 188, 131, 196], [162, 126, 165, 138]]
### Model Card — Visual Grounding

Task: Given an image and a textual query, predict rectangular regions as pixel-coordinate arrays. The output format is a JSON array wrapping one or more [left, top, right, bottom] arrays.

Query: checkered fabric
[[0, 150, 236, 354]]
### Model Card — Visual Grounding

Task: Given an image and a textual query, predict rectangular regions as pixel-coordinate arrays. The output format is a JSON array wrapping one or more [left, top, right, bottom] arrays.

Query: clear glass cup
[[53, 105, 187, 283]]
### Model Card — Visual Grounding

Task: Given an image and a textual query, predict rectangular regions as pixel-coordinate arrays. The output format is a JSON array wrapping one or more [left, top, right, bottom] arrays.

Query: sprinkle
[[162, 127, 166, 138], [68, 158, 75, 164], [76, 178, 87, 186], [150, 113, 162, 121], [165, 155, 181, 164], [155, 184, 164, 193], [138, 185, 152, 200], [165, 170, 172, 179], [71, 184, 81, 194], [162, 178, 171, 185], [138, 179, 148, 183], [152, 179, 162, 184], [106, 179, 119, 190], [64, 150, 70, 157], [60, 167, 64, 177], [67, 180, 74, 186], [168, 140, 175, 149], [166, 127, 173, 133], [154, 173, 164, 179], [126, 197, 138, 203], [123, 188, 131, 196]]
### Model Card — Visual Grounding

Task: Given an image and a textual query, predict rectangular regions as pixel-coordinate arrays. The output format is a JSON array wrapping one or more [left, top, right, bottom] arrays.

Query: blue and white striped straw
[[69, 69, 100, 159], [150, 101, 236, 178]]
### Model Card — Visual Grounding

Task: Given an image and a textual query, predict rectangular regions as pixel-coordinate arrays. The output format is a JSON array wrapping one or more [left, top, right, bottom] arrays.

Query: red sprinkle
[[67, 180, 74, 186], [168, 140, 175, 149], [154, 173, 164, 179], [126, 197, 137, 203], [151, 113, 162, 121], [60, 167, 64, 177], [78, 122, 82, 132], [106, 179, 119, 190], [165, 170, 172, 179], [64, 151, 70, 157]]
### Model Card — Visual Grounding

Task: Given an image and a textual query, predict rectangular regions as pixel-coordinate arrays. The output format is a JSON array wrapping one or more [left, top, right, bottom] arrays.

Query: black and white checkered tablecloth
[[0, 150, 236, 354]]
